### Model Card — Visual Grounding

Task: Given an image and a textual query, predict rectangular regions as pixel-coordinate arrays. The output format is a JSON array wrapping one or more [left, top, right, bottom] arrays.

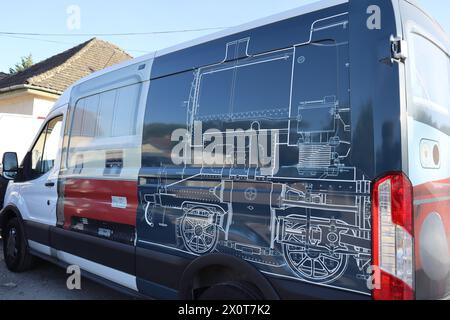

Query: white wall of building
[[0, 88, 59, 163]]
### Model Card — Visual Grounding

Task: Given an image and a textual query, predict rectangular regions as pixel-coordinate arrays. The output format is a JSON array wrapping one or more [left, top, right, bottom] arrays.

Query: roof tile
[[0, 38, 132, 93]]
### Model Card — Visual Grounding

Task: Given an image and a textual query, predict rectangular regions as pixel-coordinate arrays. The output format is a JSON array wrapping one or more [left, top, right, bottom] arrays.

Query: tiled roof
[[0, 38, 132, 93], [0, 72, 8, 81]]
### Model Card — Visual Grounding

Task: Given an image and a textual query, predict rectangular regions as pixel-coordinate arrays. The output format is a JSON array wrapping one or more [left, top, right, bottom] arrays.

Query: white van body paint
[[3, 106, 66, 226]]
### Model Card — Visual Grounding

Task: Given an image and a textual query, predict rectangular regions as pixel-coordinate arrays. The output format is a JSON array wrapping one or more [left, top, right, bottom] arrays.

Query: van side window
[[232, 52, 292, 120], [292, 41, 340, 133], [31, 116, 63, 177], [196, 69, 233, 121], [71, 83, 141, 140], [142, 71, 193, 166], [409, 33, 450, 135], [67, 83, 142, 173], [195, 50, 293, 122], [97, 90, 116, 138], [112, 85, 141, 137]]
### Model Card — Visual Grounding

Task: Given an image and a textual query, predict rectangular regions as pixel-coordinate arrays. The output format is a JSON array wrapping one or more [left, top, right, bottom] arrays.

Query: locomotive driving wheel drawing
[[281, 215, 349, 284], [181, 206, 219, 254]]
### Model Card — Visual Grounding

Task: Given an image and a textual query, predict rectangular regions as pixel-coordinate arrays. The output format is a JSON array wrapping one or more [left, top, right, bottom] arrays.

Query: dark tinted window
[[292, 41, 339, 133], [196, 68, 233, 121], [195, 50, 293, 121], [142, 40, 347, 169], [293, 42, 338, 104], [143, 71, 193, 166]]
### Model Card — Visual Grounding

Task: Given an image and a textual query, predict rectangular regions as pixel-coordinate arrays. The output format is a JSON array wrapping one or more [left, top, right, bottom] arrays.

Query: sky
[[0, 0, 449, 73]]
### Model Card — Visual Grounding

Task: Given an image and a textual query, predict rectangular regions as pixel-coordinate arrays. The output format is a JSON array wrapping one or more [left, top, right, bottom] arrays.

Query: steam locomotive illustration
[[139, 21, 373, 285]]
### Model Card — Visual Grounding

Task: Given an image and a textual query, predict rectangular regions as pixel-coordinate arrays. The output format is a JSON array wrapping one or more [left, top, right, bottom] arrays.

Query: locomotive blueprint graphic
[[138, 13, 372, 293]]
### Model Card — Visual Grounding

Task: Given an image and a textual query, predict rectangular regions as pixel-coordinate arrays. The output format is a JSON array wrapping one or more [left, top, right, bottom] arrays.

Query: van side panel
[[63, 179, 138, 227], [151, 4, 348, 78], [349, 0, 404, 179], [53, 62, 151, 279], [400, 0, 450, 300], [135, 2, 391, 298], [58, 85, 143, 244]]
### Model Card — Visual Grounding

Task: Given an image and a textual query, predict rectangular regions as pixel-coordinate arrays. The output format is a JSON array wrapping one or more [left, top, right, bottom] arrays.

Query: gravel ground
[[0, 238, 131, 300]]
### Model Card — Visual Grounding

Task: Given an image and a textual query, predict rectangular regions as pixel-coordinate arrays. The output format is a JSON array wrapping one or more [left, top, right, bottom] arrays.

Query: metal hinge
[[391, 36, 408, 62]]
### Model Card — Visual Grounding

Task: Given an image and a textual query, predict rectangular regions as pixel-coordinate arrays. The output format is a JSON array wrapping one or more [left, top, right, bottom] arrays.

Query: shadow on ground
[[0, 239, 131, 300]]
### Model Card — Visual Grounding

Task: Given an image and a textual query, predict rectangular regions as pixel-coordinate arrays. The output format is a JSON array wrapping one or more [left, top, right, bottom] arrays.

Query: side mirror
[[2, 152, 18, 180]]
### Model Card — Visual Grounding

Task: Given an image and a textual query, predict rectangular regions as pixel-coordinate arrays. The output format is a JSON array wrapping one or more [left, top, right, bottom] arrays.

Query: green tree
[[9, 54, 34, 74]]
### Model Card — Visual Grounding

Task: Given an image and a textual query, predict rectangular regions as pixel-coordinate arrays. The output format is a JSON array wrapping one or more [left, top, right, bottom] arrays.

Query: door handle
[[45, 182, 55, 188]]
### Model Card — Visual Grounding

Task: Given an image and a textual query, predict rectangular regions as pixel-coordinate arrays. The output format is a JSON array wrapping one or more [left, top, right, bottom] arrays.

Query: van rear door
[[400, 0, 450, 300]]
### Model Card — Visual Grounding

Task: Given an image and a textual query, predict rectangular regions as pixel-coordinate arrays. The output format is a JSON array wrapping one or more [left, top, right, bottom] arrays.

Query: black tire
[[2, 217, 35, 272], [197, 281, 263, 300]]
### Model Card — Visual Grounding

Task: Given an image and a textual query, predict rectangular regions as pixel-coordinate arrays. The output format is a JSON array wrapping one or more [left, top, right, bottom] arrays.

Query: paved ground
[[0, 238, 130, 300]]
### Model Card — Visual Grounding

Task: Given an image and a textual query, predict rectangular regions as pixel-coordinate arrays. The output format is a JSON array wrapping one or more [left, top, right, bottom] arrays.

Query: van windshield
[[409, 33, 450, 135]]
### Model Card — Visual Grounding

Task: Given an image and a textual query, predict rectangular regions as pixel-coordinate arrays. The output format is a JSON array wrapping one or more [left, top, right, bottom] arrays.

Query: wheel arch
[[0, 205, 24, 234], [178, 253, 279, 300]]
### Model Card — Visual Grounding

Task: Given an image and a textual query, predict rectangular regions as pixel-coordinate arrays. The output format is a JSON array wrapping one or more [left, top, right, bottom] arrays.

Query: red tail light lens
[[372, 172, 414, 300], [376, 270, 415, 300], [389, 174, 413, 235]]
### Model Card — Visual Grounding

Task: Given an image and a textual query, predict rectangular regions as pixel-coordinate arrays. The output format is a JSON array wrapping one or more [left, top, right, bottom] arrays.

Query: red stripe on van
[[413, 178, 450, 270], [414, 178, 450, 200], [62, 178, 138, 228]]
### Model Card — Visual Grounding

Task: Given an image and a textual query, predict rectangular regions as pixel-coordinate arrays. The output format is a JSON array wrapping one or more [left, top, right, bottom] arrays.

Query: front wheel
[[2, 218, 35, 272]]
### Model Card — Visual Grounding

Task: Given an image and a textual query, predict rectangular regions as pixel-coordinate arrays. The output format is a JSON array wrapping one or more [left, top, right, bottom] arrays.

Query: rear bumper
[[267, 276, 371, 300]]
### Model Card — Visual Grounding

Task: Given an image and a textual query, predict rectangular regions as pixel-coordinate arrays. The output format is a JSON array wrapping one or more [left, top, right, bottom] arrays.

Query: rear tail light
[[372, 172, 415, 300]]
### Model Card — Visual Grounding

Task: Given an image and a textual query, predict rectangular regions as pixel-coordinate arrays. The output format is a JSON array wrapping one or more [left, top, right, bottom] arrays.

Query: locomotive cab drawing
[[1, 0, 449, 300]]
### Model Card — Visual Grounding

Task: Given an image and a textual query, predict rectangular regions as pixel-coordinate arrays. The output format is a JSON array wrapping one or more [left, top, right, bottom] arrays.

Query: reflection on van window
[[31, 128, 47, 174], [31, 116, 63, 177], [67, 84, 141, 173], [410, 33, 450, 135], [97, 90, 116, 138], [71, 83, 141, 140], [143, 71, 192, 166]]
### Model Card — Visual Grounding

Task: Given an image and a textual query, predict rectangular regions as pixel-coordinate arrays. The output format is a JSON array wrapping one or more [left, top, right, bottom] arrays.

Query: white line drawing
[[139, 13, 372, 288]]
